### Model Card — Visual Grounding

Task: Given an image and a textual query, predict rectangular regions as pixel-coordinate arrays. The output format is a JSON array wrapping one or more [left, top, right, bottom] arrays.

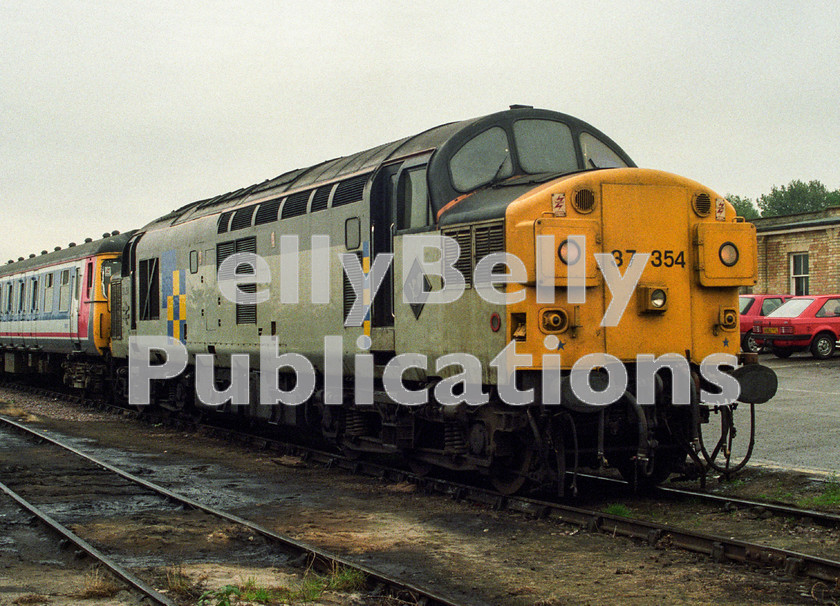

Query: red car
[[739, 294, 790, 353], [753, 295, 840, 359]]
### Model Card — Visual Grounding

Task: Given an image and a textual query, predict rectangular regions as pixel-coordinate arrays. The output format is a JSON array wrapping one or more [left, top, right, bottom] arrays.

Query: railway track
[[4, 380, 840, 587], [0, 411, 464, 606]]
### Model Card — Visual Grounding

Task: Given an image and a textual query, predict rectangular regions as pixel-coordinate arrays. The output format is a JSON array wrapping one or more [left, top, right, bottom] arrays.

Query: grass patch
[[198, 565, 367, 606], [796, 474, 840, 510], [73, 568, 120, 599], [603, 503, 633, 518], [165, 564, 206, 601], [719, 477, 745, 490]]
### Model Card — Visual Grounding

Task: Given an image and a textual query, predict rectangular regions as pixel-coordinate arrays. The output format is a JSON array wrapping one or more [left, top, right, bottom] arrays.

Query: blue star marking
[[723, 338, 730, 348], [557, 340, 565, 350]]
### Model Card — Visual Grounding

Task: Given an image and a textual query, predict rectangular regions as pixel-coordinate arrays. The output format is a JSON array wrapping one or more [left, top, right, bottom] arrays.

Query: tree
[[727, 194, 761, 220], [756, 180, 840, 218]]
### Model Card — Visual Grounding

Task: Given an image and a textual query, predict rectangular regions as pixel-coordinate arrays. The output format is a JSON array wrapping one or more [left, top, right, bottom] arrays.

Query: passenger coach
[[0, 232, 132, 388]]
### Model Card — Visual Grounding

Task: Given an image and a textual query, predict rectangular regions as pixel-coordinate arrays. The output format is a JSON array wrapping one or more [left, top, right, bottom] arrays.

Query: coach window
[[450, 127, 512, 192], [30, 277, 39, 312], [513, 119, 577, 174], [18, 281, 26, 313], [59, 270, 71, 312], [579, 133, 628, 169], [397, 167, 430, 230], [43, 273, 54, 313]]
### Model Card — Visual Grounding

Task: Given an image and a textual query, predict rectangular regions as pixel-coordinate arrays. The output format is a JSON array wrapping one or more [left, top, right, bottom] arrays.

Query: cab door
[[369, 163, 400, 328]]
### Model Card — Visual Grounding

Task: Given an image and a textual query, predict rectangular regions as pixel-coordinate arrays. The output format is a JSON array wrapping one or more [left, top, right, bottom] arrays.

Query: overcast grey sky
[[2, 1, 838, 264]]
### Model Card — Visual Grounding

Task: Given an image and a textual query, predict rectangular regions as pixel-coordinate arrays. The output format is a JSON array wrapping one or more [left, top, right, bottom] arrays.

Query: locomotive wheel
[[490, 440, 535, 495]]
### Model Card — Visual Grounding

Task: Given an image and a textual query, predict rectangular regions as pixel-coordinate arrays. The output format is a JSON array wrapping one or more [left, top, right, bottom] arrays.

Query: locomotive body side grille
[[442, 221, 505, 288]]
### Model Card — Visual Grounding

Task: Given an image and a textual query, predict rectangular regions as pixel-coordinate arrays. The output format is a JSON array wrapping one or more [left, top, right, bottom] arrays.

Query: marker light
[[719, 242, 739, 267], [651, 289, 667, 308], [558, 239, 581, 265]]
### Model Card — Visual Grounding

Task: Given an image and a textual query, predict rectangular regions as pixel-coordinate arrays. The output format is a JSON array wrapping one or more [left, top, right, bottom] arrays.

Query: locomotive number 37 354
[[611, 249, 686, 268]]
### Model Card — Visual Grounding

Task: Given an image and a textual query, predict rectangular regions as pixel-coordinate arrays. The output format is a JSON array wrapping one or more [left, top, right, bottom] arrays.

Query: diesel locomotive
[[0, 107, 777, 493]]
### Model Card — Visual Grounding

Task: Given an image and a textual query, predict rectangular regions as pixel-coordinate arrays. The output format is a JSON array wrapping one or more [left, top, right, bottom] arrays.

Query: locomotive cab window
[[512, 119, 577, 174], [450, 127, 513, 192], [580, 132, 628, 169], [397, 166, 430, 230], [102, 260, 120, 299]]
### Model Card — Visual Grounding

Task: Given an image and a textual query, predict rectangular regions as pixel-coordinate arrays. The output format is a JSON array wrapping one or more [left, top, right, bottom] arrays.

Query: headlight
[[558, 239, 581, 265], [650, 289, 667, 308], [719, 242, 739, 267]]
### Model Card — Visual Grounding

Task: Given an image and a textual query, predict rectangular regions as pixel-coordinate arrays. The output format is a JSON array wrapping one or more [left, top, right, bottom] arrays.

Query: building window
[[790, 253, 809, 295]]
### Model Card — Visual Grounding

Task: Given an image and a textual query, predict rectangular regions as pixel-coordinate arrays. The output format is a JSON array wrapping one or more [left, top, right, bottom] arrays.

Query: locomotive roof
[[0, 231, 135, 278], [139, 107, 634, 231]]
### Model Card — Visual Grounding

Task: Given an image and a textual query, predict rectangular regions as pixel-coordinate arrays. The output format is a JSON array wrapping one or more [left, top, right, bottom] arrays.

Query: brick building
[[750, 206, 840, 295]]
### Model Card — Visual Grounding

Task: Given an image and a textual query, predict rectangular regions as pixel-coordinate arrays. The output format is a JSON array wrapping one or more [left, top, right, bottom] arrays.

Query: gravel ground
[[0, 387, 829, 605]]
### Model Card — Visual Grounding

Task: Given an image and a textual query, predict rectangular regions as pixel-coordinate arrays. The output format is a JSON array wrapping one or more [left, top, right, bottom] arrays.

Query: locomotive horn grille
[[573, 189, 595, 213], [693, 193, 712, 216]]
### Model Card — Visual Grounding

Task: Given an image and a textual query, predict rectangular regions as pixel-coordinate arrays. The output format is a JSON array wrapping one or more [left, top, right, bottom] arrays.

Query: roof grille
[[311, 185, 332, 213], [282, 191, 310, 219], [332, 174, 368, 207], [217, 211, 234, 234], [254, 198, 282, 225], [230, 205, 257, 231]]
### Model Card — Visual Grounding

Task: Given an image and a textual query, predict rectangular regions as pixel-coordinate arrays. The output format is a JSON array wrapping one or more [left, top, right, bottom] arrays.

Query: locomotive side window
[[138, 258, 160, 321], [345, 217, 361, 250], [580, 132, 628, 169], [512, 119, 577, 174], [450, 127, 512, 192], [189, 250, 199, 274], [397, 167, 430, 230]]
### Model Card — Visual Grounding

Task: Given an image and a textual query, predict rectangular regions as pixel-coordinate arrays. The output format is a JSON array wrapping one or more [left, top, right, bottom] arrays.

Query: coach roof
[[0, 231, 135, 278]]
